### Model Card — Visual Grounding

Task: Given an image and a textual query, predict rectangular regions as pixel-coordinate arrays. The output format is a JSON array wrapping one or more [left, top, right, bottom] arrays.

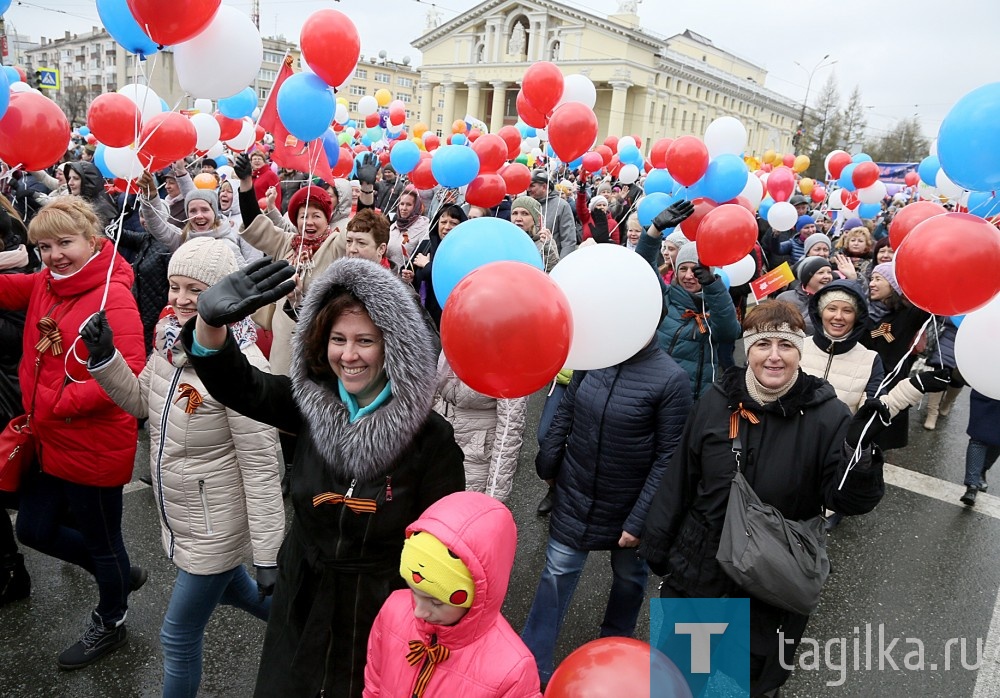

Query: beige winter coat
[[432, 356, 527, 501], [91, 343, 285, 575]]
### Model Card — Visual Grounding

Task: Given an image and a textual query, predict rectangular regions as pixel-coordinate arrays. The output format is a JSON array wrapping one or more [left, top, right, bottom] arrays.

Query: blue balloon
[[967, 191, 1000, 218], [159, 97, 169, 112], [432, 218, 544, 307], [758, 196, 775, 221], [0, 69, 8, 121], [214, 155, 228, 169], [96, 0, 158, 58], [637, 192, 675, 227], [346, 119, 357, 129], [368, 125, 384, 142], [918, 155, 940, 187], [525, 127, 537, 138], [516, 122, 529, 137], [3, 66, 19, 85], [360, 132, 373, 147], [390, 140, 421, 175], [93, 144, 114, 179], [852, 153, 873, 163], [701, 154, 748, 204], [431, 144, 480, 188], [938, 82, 1000, 192], [715, 268, 731, 290], [218, 87, 257, 120], [858, 203, 881, 219], [452, 133, 467, 146], [277, 72, 335, 142], [0, 1, 11, 14], [838, 163, 858, 192], [567, 156, 583, 170], [619, 144, 644, 168], [644, 168, 676, 195], [322, 128, 340, 168], [78, 125, 91, 137], [950, 315, 964, 328]]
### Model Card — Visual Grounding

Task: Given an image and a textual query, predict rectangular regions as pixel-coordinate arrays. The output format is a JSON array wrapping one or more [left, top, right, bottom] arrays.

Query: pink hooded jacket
[[364, 491, 542, 698]]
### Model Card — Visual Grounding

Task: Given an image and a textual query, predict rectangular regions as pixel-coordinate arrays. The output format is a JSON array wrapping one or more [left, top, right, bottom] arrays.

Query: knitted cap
[[287, 185, 333, 224], [796, 256, 832, 289], [511, 195, 541, 228], [530, 170, 549, 185], [802, 232, 832, 257], [872, 262, 901, 295], [400, 530, 474, 608], [817, 289, 858, 313], [184, 189, 219, 218], [675, 241, 700, 269], [665, 230, 689, 250], [795, 215, 816, 233], [589, 194, 609, 211], [168, 237, 237, 288], [742, 321, 807, 357]]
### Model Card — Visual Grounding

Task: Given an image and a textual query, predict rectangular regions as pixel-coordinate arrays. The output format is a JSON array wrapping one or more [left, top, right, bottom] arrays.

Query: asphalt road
[[1, 388, 996, 697]]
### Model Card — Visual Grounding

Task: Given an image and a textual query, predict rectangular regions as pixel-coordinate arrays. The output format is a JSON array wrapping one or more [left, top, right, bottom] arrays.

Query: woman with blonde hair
[[834, 226, 874, 281]]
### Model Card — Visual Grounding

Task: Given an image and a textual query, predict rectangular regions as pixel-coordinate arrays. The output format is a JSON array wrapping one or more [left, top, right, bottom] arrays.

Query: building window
[[398, 76, 413, 88], [398, 94, 412, 103], [259, 69, 276, 82], [374, 72, 390, 84], [686, 84, 692, 96], [549, 40, 560, 61], [349, 84, 366, 96], [681, 110, 687, 129], [660, 104, 667, 126], [701, 115, 706, 133], [349, 101, 358, 111], [671, 107, 677, 128], [664, 77, 672, 90], [436, 129, 443, 138], [676, 80, 683, 94], [437, 99, 444, 109], [263, 51, 285, 64], [436, 114, 444, 124], [696, 87, 701, 100], [259, 87, 268, 99], [722, 96, 728, 108], [355, 67, 368, 79]]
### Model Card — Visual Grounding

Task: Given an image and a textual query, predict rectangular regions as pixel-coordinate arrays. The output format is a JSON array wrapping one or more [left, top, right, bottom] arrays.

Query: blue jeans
[[161, 566, 271, 698], [16, 470, 130, 624], [520, 537, 649, 682], [965, 439, 1000, 488], [537, 383, 567, 447]]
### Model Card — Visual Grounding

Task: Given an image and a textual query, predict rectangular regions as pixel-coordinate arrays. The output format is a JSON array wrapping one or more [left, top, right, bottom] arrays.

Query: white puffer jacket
[[432, 355, 527, 502], [91, 329, 285, 575]]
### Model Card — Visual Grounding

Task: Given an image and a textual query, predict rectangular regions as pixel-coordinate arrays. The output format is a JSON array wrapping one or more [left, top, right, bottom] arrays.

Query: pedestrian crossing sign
[[38, 67, 59, 90]]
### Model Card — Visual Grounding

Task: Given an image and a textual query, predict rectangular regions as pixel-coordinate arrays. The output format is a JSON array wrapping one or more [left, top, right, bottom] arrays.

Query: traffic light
[[29, 70, 42, 90]]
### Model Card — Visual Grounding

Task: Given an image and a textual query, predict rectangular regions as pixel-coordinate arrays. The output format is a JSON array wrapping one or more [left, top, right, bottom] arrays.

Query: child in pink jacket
[[364, 491, 542, 698]]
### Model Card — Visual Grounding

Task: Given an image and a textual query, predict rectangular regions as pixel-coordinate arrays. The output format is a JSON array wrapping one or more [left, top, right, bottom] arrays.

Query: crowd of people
[[0, 135, 990, 698]]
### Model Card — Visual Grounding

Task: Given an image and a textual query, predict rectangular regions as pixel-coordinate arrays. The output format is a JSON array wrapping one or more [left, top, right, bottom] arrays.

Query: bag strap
[[728, 402, 759, 474]]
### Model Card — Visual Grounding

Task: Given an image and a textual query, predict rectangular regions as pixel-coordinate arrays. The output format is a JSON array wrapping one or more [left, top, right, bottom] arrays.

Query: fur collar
[[289, 258, 437, 482]]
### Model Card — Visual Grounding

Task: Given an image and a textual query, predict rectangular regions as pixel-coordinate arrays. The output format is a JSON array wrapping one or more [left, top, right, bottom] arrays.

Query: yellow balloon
[[744, 156, 761, 172], [413, 122, 428, 138], [763, 149, 776, 165], [798, 178, 814, 195], [337, 97, 348, 108], [793, 154, 811, 173], [415, 138, 426, 151], [375, 88, 392, 107]]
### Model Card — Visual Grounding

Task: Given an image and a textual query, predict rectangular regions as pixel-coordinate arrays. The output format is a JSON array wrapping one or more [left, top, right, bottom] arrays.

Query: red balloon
[[827, 151, 852, 179], [781, 153, 795, 168], [596, 144, 614, 167], [139, 112, 197, 163], [852, 161, 880, 189], [472, 133, 507, 174], [896, 213, 1000, 315], [441, 261, 571, 399], [889, 200, 947, 249], [255, 124, 266, 142], [545, 638, 691, 698], [581, 151, 603, 173], [648, 138, 673, 169], [215, 112, 243, 141], [87, 93, 141, 148], [841, 191, 860, 210], [126, 0, 221, 46], [679, 197, 717, 241], [388, 104, 406, 127], [724, 195, 756, 213], [409, 155, 437, 190], [643, 159, 652, 173], [497, 125, 522, 161], [499, 162, 531, 196], [0, 93, 71, 171], [547, 102, 598, 164], [664, 135, 709, 187], [136, 152, 174, 173], [113, 178, 142, 196], [365, 113, 380, 129], [352, 144, 369, 154], [300, 9, 361, 88], [377, 151, 390, 166], [811, 186, 827, 203], [464, 174, 507, 208], [607, 154, 622, 178], [766, 166, 796, 203], [422, 133, 440, 152], [331, 146, 353, 178], [13, 66, 26, 83], [631, 135, 642, 150], [516, 90, 547, 129], [603, 135, 619, 153], [521, 61, 564, 116], [86, 134, 98, 145], [904, 171, 920, 187], [468, 128, 482, 142], [697, 204, 758, 266]]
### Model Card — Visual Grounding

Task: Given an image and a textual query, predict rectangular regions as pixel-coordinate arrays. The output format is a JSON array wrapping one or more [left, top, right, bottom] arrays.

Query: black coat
[[536, 342, 692, 550], [968, 391, 1000, 447], [116, 228, 171, 355]]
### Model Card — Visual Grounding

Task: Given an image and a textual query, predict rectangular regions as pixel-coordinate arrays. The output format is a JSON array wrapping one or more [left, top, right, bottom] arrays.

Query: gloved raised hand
[[356, 152, 379, 186], [255, 565, 278, 602], [197, 257, 296, 327], [80, 311, 116, 368], [846, 398, 892, 450], [693, 265, 716, 287], [233, 153, 253, 181], [910, 368, 951, 393], [651, 199, 695, 232]]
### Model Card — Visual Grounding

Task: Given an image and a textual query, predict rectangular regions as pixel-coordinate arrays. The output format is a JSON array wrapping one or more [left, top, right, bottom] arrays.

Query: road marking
[[883, 463, 1000, 520]]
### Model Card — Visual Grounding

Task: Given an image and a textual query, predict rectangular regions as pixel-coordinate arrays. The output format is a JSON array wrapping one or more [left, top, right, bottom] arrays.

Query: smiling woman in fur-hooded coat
[[180, 257, 466, 698]]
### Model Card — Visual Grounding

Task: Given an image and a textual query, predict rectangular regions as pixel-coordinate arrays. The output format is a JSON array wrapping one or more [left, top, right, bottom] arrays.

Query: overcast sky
[[11, 0, 999, 142]]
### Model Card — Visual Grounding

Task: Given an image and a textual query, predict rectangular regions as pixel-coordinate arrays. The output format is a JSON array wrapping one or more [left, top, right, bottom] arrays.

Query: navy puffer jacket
[[535, 342, 692, 550]]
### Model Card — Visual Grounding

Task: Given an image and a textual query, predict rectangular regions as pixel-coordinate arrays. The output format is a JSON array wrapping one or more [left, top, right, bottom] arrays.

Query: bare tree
[[840, 85, 867, 152], [803, 74, 843, 179], [863, 117, 929, 163], [57, 78, 92, 130]]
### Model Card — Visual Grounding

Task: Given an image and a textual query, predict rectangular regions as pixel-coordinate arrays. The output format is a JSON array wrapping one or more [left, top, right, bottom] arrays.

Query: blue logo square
[[650, 598, 750, 697]]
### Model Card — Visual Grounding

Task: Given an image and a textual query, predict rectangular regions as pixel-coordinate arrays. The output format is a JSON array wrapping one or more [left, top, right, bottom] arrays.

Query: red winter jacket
[[576, 190, 620, 244], [252, 164, 282, 211], [364, 492, 542, 698], [0, 241, 145, 487]]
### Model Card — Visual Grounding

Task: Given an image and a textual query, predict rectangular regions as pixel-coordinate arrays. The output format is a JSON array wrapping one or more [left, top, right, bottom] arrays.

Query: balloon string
[[486, 400, 512, 500]]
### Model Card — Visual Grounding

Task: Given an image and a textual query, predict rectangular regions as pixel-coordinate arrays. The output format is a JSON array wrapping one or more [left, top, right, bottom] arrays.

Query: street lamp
[[793, 55, 837, 152]]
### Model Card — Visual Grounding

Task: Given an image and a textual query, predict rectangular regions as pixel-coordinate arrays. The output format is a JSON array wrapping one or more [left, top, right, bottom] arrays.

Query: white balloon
[[704, 116, 747, 159], [535, 128, 547, 142], [918, 182, 940, 202], [550, 244, 663, 370], [189, 112, 222, 152], [204, 141, 225, 159], [251, 107, 261, 120], [936, 169, 964, 200], [827, 189, 844, 210], [557, 74, 597, 110], [225, 118, 255, 152], [619, 163, 640, 184], [740, 172, 764, 208], [617, 136, 637, 153], [118, 83, 163, 123], [530, 147, 543, 158], [104, 145, 143, 181], [174, 6, 263, 99], [955, 296, 1000, 399], [767, 201, 797, 231], [194, 98, 213, 114], [358, 95, 378, 117], [216, 165, 235, 183], [857, 180, 887, 205], [335, 103, 349, 125], [722, 254, 756, 286], [10, 82, 38, 95]]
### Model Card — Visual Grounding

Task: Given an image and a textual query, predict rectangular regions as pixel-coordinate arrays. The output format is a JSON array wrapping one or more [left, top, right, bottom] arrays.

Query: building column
[[608, 80, 632, 138], [489, 80, 507, 133], [441, 80, 456, 132], [419, 80, 435, 125], [466, 80, 482, 121]]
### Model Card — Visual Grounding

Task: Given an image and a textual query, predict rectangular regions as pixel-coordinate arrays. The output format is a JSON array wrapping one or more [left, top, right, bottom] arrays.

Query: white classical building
[[412, 0, 800, 154]]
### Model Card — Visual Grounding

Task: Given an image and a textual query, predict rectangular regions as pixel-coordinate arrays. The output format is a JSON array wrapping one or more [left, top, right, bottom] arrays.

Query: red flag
[[259, 56, 335, 185]]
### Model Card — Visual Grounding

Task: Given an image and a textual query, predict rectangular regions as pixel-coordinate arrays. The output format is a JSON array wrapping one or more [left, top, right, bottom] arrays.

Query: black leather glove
[[255, 565, 278, 601], [693, 265, 716, 287], [651, 199, 695, 232], [80, 310, 116, 368], [910, 368, 951, 394], [233, 153, 252, 181], [197, 257, 296, 327], [846, 398, 892, 450], [356, 152, 379, 187]]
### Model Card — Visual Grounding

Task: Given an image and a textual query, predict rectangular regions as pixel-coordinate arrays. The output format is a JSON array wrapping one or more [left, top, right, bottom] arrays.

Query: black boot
[[0, 552, 30, 606], [536, 486, 555, 516], [961, 487, 978, 506], [57, 611, 128, 670], [129, 565, 148, 593]]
